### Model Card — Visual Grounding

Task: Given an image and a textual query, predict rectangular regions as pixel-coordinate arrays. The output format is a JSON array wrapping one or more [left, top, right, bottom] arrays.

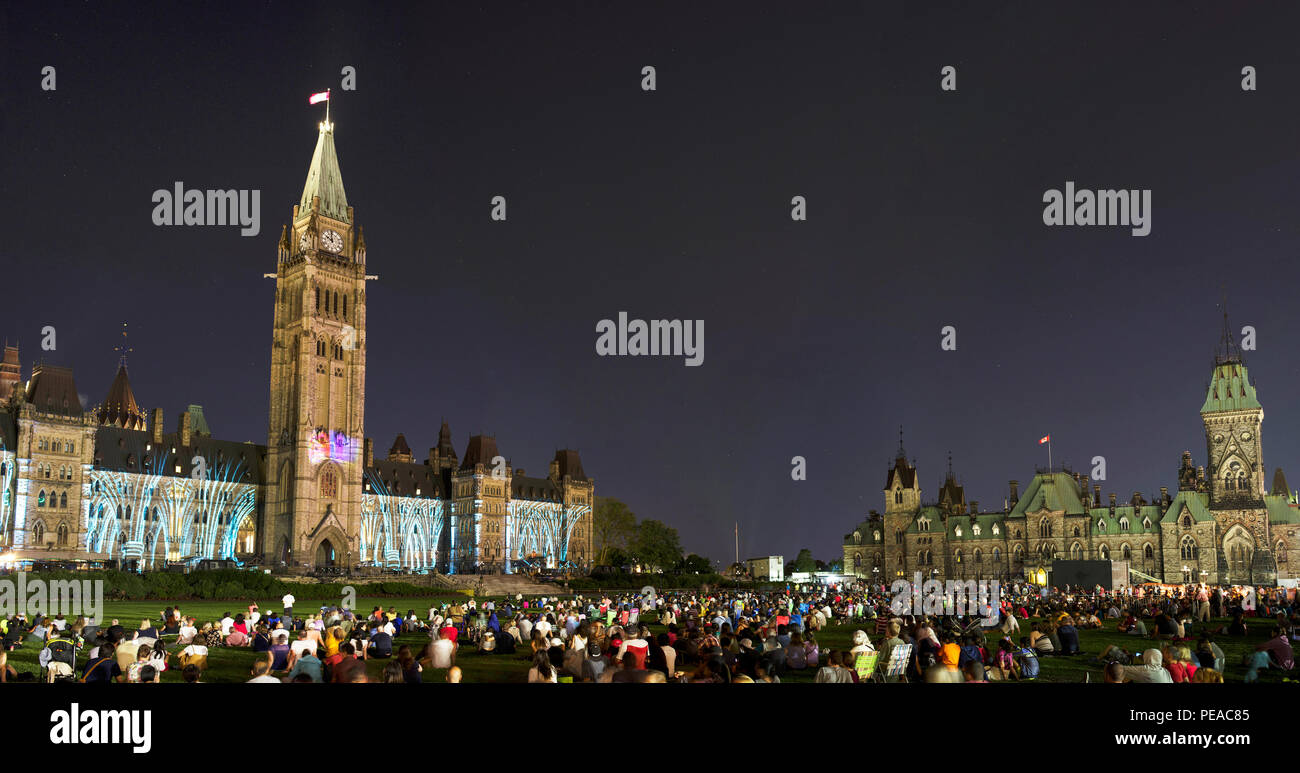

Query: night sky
[[5, 2, 1300, 566]]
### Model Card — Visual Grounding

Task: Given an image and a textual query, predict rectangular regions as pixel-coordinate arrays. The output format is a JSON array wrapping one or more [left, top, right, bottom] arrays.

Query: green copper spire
[[299, 122, 349, 223]]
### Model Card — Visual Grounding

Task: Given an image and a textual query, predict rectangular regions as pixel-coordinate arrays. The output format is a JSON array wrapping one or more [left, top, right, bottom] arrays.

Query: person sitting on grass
[[366, 622, 393, 659], [268, 631, 291, 672], [126, 643, 152, 683], [251, 624, 271, 653], [1057, 617, 1080, 655], [247, 654, 280, 683], [1118, 612, 1148, 636], [1191, 667, 1223, 683], [1103, 662, 1127, 683], [226, 613, 250, 647], [202, 622, 223, 648], [181, 663, 202, 683], [287, 645, 323, 683], [1121, 648, 1173, 683], [1245, 625, 1295, 683], [963, 660, 987, 683], [177, 617, 198, 646], [1015, 637, 1040, 680]]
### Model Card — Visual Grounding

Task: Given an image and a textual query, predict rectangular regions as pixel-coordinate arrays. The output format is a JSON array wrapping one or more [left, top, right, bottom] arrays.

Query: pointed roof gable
[[1201, 360, 1260, 413], [299, 123, 350, 223], [460, 435, 502, 471], [96, 364, 145, 429], [553, 449, 587, 481], [25, 364, 82, 418]]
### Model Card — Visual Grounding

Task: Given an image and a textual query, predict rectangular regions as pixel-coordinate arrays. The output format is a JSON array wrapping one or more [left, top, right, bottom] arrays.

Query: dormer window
[[954, 526, 963, 537], [972, 524, 981, 536], [992, 524, 1000, 536], [1097, 519, 1105, 532]]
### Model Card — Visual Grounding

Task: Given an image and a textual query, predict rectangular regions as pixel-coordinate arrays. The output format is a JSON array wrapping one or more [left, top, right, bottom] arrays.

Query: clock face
[[321, 229, 343, 253]]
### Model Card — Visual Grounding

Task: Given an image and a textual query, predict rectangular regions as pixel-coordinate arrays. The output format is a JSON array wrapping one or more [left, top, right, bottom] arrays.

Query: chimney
[[969, 501, 979, 515], [514, 468, 525, 477], [1009, 480, 1019, 505], [178, 410, 192, 447], [1159, 486, 1169, 505], [1093, 484, 1102, 507], [151, 408, 164, 445], [1108, 492, 1117, 514], [364, 438, 374, 468], [428, 447, 438, 467], [549, 458, 560, 479]]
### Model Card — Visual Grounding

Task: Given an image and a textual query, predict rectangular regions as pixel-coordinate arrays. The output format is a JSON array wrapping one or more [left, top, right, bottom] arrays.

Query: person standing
[[281, 592, 296, 622]]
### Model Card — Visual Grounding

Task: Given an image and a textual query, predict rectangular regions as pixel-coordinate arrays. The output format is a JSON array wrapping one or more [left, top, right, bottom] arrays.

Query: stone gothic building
[[843, 334, 1300, 586], [0, 120, 594, 573]]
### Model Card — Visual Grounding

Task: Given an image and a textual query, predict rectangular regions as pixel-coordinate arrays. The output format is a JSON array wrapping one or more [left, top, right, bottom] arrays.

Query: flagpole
[[326, 88, 331, 127], [1048, 438, 1053, 472]]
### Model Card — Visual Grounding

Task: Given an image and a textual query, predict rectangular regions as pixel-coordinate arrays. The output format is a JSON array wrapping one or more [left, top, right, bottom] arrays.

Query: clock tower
[[264, 119, 370, 568]]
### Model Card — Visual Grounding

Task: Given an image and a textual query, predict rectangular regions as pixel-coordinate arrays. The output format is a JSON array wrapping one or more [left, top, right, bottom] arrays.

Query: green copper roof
[[299, 124, 350, 223], [1201, 360, 1260, 413], [1162, 490, 1213, 523], [1266, 494, 1300, 524], [1008, 472, 1088, 517]]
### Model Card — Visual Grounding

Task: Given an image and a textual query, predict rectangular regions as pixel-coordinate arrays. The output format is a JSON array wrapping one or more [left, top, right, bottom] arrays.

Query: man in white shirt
[[290, 630, 317, 660], [220, 613, 235, 637], [282, 593, 296, 620], [428, 629, 456, 669]]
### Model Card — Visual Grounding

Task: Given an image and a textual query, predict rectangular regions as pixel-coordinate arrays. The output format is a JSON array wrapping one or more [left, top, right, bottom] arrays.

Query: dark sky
[[5, 2, 1300, 565]]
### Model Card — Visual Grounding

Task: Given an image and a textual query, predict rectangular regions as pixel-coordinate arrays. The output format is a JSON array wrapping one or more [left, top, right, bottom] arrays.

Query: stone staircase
[[451, 573, 561, 597]]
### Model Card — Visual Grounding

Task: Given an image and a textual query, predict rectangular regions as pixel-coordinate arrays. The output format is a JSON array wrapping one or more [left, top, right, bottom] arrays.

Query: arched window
[[1119, 517, 1130, 531], [33, 521, 45, 545], [992, 547, 1001, 562], [59, 492, 67, 509], [1071, 542, 1083, 560], [37, 489, 46, 507], [1039, 518, 1051, 538], [1277, 542, 1287, 565], [973, 548, 982, 563], [1073, 526, 1081, 537], [853, 553, 862, 568], [1099, 544, 1110, 560], [895, 530, 904, 545], [1013, 544, 1024, 562], [894, 490, 902, 504], [1182, 515, 1192, 528], [320, 469, 337, 499], [315, 287, 320, 312], [1122, 543, 1132, 559], [1144, 543, 1154, 559], [955, 549, 963, 564], [56, 524, 69, 546], [1180, 536, 1198, 560]]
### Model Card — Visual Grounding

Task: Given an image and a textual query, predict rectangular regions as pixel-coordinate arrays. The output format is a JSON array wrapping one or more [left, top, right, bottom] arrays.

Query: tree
[[631, 519, 683, 572], [792, 548, 817, 573], [592, 497, 636, 565], [677, 553, 712, 574]]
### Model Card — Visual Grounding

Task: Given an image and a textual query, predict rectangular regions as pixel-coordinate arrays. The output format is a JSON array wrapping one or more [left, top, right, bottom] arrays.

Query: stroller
[[42, 636, 79, 683]]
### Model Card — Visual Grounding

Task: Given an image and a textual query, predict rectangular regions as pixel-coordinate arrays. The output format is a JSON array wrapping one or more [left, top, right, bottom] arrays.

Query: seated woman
[[202, 622, 223, 649], [785, 631, 808, 670], [251, 625, 272, 653], [225, 614, 250, 647]]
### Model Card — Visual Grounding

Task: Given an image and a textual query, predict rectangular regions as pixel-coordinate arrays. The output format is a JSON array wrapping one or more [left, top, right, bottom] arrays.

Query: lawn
[[5, 597, 1293, 684]]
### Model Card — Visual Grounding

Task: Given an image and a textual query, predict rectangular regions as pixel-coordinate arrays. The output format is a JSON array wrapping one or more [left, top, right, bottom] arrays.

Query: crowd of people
[[0, 581, 1295, 683]]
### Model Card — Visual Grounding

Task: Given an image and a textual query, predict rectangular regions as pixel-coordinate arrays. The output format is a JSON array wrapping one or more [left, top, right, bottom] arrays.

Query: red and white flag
[[309, 90, 330, 105], [1039, 435, 1050, 445]]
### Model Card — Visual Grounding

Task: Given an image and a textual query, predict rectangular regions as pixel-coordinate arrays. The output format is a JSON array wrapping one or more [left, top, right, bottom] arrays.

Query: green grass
[[6, 598, 1293, 683]]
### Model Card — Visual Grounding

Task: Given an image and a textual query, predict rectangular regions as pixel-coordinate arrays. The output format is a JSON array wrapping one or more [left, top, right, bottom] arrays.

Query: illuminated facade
[[0, 121, 594, 572], [842, 328, 1300, 587]]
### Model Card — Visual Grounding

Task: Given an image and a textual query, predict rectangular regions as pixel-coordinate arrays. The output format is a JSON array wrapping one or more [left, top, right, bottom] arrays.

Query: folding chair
[[884, 643, 912, 682], [854, 650, 880, 683]]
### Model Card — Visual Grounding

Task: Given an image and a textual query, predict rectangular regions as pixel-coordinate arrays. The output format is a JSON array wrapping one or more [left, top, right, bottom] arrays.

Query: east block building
[[843, 337, 1300, 586], [0, 120, 594, 573]]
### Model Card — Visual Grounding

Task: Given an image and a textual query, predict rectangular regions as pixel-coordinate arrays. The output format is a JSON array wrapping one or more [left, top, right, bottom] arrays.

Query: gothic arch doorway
[[1223, 524, 1255, 582], [316, 538, 336, 568]]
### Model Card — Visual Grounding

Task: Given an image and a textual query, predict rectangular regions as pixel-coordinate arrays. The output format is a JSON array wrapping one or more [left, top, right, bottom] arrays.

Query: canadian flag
[[309, 90, 330, 105], [1039, 435, 1050, 445]]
